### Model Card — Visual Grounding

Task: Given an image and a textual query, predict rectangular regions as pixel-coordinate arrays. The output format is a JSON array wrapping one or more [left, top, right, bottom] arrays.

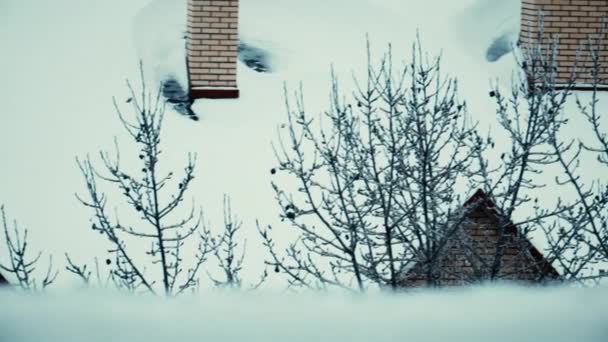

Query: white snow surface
[[1, 0, 606, 286], [1, 285, 608, 341]]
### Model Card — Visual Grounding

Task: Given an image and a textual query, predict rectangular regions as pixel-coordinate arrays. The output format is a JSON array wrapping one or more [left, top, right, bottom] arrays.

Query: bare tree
[[461, 17, 580, 283], [75, 66, 218, 295], [0, 205, 58, 290], [260, 38, 484, 291], [262, 23, 608, 290], [529, 18, 608, 284], [64, 254, 116, 288], [207, 195, 246, 288]]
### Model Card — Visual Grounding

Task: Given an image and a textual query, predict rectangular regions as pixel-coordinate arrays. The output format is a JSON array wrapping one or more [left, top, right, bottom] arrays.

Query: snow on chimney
[[187, 0, 239, 98], [520, 0, 608, 88]]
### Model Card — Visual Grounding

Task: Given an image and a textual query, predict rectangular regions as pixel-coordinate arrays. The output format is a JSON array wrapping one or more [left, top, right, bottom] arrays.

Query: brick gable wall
[[187, 0, 239, 98], [520, 0, 608, 87], [398, 207, 557, 287]]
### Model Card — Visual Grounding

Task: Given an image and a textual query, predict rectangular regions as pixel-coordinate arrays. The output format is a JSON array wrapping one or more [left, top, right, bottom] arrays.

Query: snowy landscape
[[1, 0, 608, 340]]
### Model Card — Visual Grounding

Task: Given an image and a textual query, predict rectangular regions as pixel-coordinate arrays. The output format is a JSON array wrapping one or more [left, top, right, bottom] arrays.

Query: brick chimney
[[187, 0, 239, 98], [520, 0, 608, 88]]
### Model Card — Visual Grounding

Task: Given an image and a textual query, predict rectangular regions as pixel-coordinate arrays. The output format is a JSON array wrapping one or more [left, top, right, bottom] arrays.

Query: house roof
[[464, 189, 560, 279], [399, 189, 561, 284]]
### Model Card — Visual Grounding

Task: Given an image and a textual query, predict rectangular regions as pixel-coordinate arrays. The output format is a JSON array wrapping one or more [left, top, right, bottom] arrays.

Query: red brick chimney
[[520, 0, 608, 88], [187, 0, 239, 98]]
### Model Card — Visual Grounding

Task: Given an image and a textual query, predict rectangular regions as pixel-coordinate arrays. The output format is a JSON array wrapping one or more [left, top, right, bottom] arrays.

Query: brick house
[[520, 0, 608, 89], [186, 0, 239, 99], [398, 189, 560, 287]]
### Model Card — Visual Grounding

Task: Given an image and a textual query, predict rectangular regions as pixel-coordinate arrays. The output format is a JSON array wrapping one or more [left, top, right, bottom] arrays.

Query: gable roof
[[464, 189, 560, 280], [399, 189, 560, 285]]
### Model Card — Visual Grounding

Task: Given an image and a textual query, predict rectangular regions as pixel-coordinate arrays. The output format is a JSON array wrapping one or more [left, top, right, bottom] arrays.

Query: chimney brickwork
[[187, 0, 239, 98], [520, 0, 608, 87]]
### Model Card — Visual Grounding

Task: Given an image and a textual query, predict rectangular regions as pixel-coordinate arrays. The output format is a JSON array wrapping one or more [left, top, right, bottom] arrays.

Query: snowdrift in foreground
[[1, 285, 607, 342]]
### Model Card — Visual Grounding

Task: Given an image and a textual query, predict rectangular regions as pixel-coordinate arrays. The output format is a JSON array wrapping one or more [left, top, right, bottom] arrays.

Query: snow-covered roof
[[0, 0, 605, 286]]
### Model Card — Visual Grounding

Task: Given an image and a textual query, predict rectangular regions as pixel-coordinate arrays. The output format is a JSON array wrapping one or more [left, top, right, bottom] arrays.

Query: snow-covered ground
[[0, 0, 606, 286], [1, 284, 607, 341]]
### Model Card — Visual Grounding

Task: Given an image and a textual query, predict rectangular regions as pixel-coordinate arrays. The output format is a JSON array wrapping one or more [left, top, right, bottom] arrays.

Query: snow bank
[[0, 285, 607, 341]]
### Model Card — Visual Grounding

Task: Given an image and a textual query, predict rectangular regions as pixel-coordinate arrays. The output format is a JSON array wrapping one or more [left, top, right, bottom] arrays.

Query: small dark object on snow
[[274, 265, 280, 273], [270, 168, 277, 175], [135, 205, 143, 212], [286, 211, 296, 220], [238, 42, 273, 73], [105, 259, 111, 265], [190, 115, 199, 121], [489, 91, 496, 97], [126, 97, 133, 103], [161, 76, 198, 119], [486, 32, 515, 62]]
